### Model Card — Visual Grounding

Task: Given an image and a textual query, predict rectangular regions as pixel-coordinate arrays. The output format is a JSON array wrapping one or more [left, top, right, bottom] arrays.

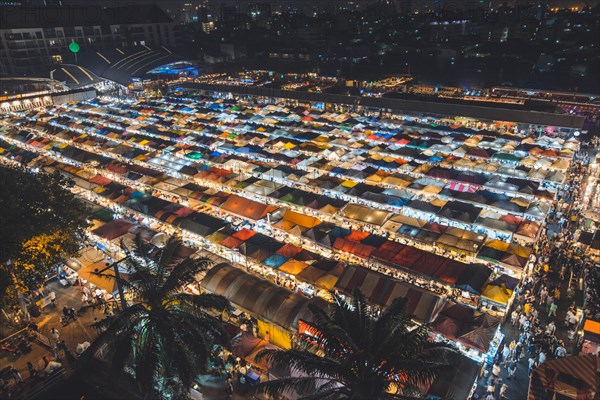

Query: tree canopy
[[256, 289, 459, 399], [0, 165, 89, 304], [87, 235, 230, 398]]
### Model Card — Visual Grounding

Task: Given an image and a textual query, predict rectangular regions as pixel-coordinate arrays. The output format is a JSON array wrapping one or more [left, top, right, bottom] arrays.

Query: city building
[[0, 4, 176, 76]]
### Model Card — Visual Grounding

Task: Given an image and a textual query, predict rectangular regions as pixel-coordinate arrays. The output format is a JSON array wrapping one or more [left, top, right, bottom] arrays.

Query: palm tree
[[256, 289, 459, 400], [86, 235, 230, 398]]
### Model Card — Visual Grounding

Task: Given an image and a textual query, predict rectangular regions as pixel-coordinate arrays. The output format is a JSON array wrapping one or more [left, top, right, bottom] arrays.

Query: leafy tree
[[87, 236, 230, 398], [256, 289, 459, 399], [0, 165, 89, 304]]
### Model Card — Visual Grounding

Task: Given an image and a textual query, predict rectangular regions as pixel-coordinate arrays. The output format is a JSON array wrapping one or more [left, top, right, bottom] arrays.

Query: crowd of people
[[480, 150, 597, 400]]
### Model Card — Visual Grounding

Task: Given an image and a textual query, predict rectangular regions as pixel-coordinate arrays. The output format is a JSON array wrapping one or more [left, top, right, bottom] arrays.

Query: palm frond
[[256, 348, 343, 379], [158, 256, 213, 297], [256, 377, 327, 399], [261, 289, 459, 399], [84, 303, 148, 358], [173, 292, 231, 312]]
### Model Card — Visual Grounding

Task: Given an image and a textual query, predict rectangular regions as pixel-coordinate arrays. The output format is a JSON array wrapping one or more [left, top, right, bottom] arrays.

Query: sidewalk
[[472, 151, 594, 400], [1, 280, 103, 399]]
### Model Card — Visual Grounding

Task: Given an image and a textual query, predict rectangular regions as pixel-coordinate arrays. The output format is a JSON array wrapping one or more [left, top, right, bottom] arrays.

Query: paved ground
[[0, 245, 250, 400], [471, 146, 596, 400], [1, 279, 104, 398]]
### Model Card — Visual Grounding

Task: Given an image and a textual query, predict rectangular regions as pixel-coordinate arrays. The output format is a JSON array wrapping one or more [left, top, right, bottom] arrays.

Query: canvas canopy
[[455, 264, 492, 294], [334, 265, 444, 323], [278, 209, 321, 230], [426, 354, 480, 400], [201, 263, 318, 331], [481, 284, 513, 305], [77, 261, 129, 294], [342, 203, 391, 226], [221, 195, 277, 220], [91, 219, 134, 240], [528, 355, 598, 400]]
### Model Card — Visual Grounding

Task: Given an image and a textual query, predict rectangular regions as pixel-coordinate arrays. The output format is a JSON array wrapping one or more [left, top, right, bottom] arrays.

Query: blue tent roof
[[330, 226, 351, 238], [263, 254, 288, 269], [129, 191, 145, 199]]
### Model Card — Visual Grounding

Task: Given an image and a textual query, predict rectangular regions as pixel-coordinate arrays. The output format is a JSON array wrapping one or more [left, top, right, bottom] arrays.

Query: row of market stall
[[4, 107, 550, 276], [0, 96, 576, 306], [0, 95, 579, 378]]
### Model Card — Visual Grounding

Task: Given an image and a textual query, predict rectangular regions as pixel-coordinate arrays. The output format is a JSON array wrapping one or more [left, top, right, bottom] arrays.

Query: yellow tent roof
[[315, 274, 338, 290], [422, 185, 442, 194], [484, 239, 510, 251], [481, 285, 512, 305], [78, 261, 128, 294], [382, 176, 411, 187], [319, 204, 339, 215], [511, 197, 531, 208], [508, 243, 531, 258], [430, 198, 447, 208], [341, 179, 359, 188], [282, 209, 321, 229], [278, 259, 309, 275], [366, 173, 383, 183]]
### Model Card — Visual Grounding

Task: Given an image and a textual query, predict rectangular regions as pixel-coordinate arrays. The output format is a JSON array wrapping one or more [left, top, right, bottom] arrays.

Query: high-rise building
[[0, 4, 176, 76], [197, 4, 216, 33], [182, 2, 197, 24]]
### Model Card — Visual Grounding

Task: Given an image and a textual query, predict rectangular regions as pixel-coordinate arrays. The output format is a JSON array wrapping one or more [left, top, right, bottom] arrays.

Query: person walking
[[548, 302, 558, 318], [538, 351, 546, 366], [57, 340, 69, 358], [518, 313, 527, 330], [546, 294, 554, 312], [511, 309, 518, 327], [508, 339, 517, 359], [501, 345, 510, 366], [546, 321, 556, 335], [507, 362, 516, 380], [27, 362, 38, 379], [225, 374, 234, 397], [539, 287, 548, 304], [515, 341, 523, 360], [499, 383, 508, 400], [50, 327, 60, 343], [528, 356, 537, 375]]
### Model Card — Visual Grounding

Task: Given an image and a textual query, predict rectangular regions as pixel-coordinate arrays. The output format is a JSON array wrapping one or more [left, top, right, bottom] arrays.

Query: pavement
[[1, 279, 105, 398], [471, 148, 596, 400], [0, 244, 253, 400], [472, 223, 581, 400]]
